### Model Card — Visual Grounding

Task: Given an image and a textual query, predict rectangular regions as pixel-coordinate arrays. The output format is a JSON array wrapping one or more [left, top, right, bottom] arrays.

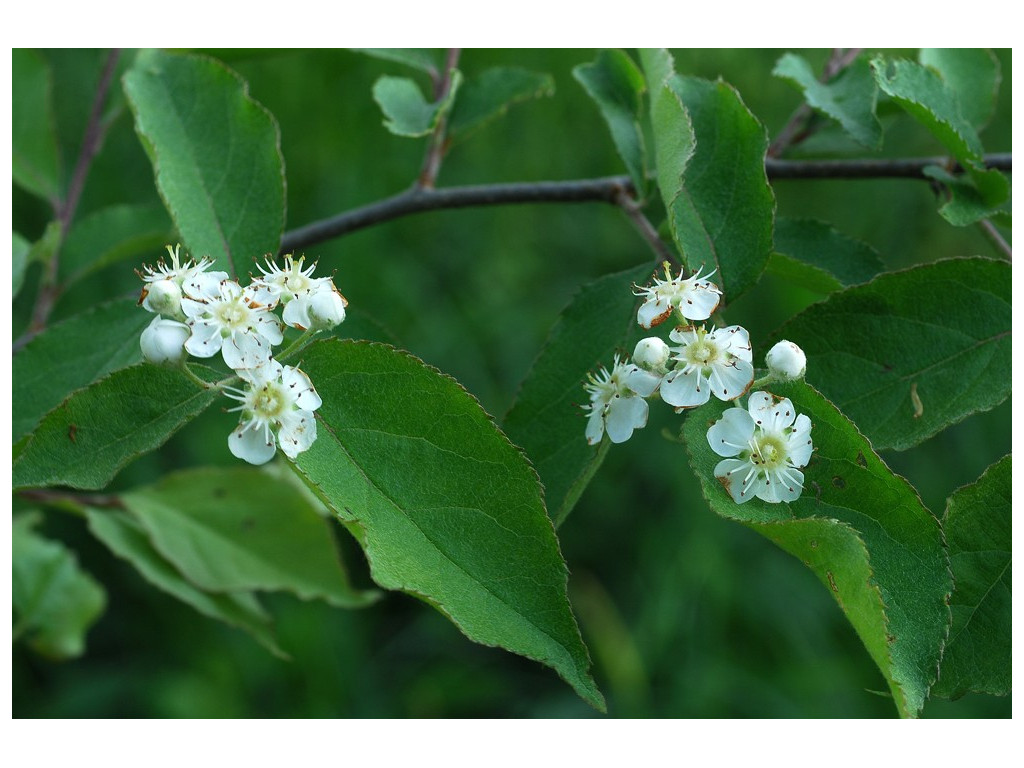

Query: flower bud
[[765, 340, 807, 380], [140, 316, 190, 365], [306, 287, 347, 330], [141, 278, 184, 317], [632, 336, 670, 372]]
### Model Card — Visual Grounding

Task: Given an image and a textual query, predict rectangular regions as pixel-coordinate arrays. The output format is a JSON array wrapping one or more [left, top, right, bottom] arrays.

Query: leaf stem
[[977, 219, 1012, 260], [613, 189, 680, 270], [276, 329, 318, 362]]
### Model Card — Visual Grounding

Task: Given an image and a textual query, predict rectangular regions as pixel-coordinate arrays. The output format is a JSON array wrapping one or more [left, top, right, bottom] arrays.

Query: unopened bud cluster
[[137, 245, 348, 465], [582, 261, 813, 504]]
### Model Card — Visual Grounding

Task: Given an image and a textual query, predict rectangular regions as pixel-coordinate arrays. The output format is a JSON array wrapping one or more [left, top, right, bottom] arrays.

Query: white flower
[[223, 360, 323, 465], [139, 316, 190, 365], [707, 391, 813, 504], [253, 254, 348, 331], [632, 337, 670, 371], [582, 356, 650, 445], [659, 325, 754, 410], [137, 244, 227, 317], [765, 340, 807, 380], [181, 279, 283, 370], [634, 263, 722, 329]]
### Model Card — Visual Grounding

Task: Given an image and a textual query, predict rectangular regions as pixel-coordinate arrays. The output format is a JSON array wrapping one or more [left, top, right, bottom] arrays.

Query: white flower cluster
[[137, 245, 347, 465], [582, 261, 813, 504]]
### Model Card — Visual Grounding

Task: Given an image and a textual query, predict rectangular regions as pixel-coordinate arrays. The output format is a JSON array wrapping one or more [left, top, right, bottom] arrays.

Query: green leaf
[[922, 165, 1007, 227], [771, 257, 1011, 451], [122, 467, 378, 608], [932, 455, 1010, 699], [573, 50, 649, 195], [350, 48, 441, 76], [13, 512, 106, 659], [683, 381, 951, 717], [13, 231, 31, 300], [13, 48, 61, 204], [771, 217, 885, 291], [12, 298, 152, 443], [639, 49, 695, 246], [372, 71, 463, 138], [123, 49, 285, 277], [773, 53, 882, 150], [871, 56, 1008, 207], [668, 75, 775, 300], [12, 363, 220, 490], [919, 49, 1001, 130], [84, 508, 285, 657], [59, 204, 173, 287], [291, 339, 605, 711], [449, 66, 555, 144], [641, 50, 774, 300], [503, 262, 655, 526]]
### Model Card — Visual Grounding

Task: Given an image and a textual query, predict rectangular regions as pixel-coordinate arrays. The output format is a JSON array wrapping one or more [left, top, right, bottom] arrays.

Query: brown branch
[[279, 154, 1010, 254], [613, 190, 679, 269], [25, 49, 121, 341], [418, 48, 461, 189]]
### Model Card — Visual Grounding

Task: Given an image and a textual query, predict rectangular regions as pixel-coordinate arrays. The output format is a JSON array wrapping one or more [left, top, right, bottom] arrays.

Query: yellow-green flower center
[[751, 434, 787, 471]]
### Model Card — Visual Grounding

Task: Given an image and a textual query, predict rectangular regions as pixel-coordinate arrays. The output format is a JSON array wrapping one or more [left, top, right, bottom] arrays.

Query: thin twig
[[25, 49, 121, 338], [418, 48, 461, 189], [768, 48, 863, 158], [279, 154, 1010, 254], [18, 488, 124, 510], [977, 218, 1012, 259], [614, 190, 679, 268]]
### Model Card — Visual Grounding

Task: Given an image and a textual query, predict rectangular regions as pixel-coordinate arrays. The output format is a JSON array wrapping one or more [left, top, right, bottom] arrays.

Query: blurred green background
[[13, 48, 1011, 717]]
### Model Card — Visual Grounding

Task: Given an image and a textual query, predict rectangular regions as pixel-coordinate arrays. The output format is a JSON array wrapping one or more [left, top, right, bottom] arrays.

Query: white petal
[[180, 297, 210, 320], [746, 391, 777, 427], [183, 271, 225, 301], [229, 423, 277, 465], [625, 366, 662, 398], [677, 284, 721, 321], [668, 325, 698, 346], [714, 457, 764, 504], [245, 282, 279, 310], [184, 320, 222, 358], [708, 358, 754, 401], [237, 358, 283, 387], [605, 395, 647, 443], [757, 467, 804, 504], [785, 414, 814, 468], [278, 411, 317, 458], [711, 325, 752, 362], [283, 297, 313, 330], [761, 396, 797, 433], [707, 407, 755, 458], [659, 368, 710, 409], [253, 311, 284, 345], [283, 366, 322, 411], [637, 297, 672, 329], [223, 332, 271, 370], [585, 408, 606, 445]]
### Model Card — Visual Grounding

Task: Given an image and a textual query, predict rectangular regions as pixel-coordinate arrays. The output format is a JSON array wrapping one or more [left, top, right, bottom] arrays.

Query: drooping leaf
[[448, 66, 554, 144], [123, 49, 285, 277], [13, 232, 31, 300], [773, 53, 882, 150], [122, 467, 378, 608], [13, 48, 61, 204], [291, 339, 604, 711], [12, 298, 151, 443], [12, 363, 220, 490], [372, 71, 463, 138], [503, 262, 655, 526], [13, 512, 106, 659], [771, 257, 1010, 451], [683, 381, 951, 717], [350, 48, 441, 76], [922, 165, 1009, 227], [59, 204, 173, 287], [573, 50, 649, 195], [919, 48, 1001, 131], [84, 508, 285, 657], [770, 217, 885, 293], [932, 455, 1011, 699], [871, 56, 1008, 207]]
